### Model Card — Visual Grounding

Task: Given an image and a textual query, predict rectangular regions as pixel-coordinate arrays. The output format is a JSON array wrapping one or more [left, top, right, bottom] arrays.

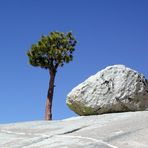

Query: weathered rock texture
[[0, 111, 148, 148], [67, 65, 148, 115]]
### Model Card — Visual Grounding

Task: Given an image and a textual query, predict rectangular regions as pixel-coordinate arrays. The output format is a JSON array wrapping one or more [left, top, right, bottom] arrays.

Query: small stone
[[66, 65, 148, 115]]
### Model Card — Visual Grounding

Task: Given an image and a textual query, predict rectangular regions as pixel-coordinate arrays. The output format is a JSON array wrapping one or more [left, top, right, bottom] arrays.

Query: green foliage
[[27, 31, 77, 72]]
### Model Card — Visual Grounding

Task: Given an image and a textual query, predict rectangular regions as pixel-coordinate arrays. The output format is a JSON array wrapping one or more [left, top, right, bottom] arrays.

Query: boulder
[[66, 65, 148, 115]]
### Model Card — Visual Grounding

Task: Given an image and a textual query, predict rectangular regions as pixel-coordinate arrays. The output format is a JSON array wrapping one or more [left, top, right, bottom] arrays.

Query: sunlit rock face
[[66, 65, 148, 115], [1, 111, 148, 147]]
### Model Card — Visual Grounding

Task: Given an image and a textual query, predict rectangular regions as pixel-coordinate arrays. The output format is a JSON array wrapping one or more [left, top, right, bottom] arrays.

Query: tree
[[27, 31, 77, 120]]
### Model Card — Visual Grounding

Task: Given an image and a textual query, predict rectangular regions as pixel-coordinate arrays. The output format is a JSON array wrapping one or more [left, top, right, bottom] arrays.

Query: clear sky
[[0, 0, 148, 123]]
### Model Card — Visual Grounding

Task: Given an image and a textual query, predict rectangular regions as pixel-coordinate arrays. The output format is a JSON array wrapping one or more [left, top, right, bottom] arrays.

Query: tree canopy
[[27, 31, 77, 72]]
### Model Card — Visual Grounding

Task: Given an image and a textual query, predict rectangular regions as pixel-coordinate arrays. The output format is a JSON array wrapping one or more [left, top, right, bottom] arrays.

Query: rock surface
[[66, 65, 148, 115], [0, 111, 148, 148]]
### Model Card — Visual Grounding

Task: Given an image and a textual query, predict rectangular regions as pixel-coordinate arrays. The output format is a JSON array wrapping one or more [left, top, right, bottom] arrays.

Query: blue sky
[[0, 0, 148, 123]]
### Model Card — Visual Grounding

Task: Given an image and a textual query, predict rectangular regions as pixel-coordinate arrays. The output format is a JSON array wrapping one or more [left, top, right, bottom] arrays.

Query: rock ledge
[[0, 111, 148, 148]]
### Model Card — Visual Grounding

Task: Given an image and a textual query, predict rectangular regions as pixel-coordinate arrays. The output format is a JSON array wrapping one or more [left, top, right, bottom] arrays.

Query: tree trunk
[[45, 70, 56, 120]]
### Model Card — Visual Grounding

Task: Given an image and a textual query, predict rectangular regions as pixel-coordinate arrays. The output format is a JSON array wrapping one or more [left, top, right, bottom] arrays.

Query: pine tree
[[27, 31, 77, 120]]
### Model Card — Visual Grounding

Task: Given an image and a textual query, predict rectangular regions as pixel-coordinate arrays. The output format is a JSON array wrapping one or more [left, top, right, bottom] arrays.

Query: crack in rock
[[22, 126, 90, 147], [59, 125, 89, 135], [57, 135, 118, 148], [0, 126, 91, 147]]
